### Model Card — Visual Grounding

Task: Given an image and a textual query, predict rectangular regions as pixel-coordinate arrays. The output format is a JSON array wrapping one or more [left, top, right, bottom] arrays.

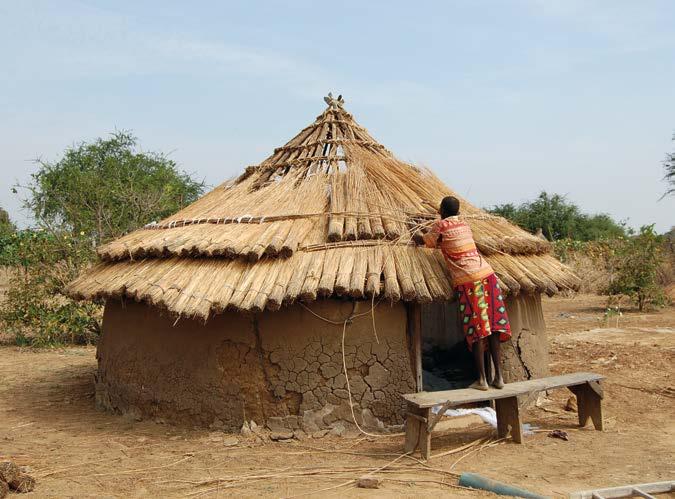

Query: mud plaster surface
[[96, 295, 547, 431], [96, 300, 415, 432], [501, 294, 549, 382]]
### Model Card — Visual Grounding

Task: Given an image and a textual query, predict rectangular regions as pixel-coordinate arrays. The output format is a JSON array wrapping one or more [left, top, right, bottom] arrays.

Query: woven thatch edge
[[67, 247, 580, 321]]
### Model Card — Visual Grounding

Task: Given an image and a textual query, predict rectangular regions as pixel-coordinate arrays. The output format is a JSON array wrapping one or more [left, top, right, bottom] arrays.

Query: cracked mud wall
[[501, 294, 549, 382], [256, 300, 415, 431], [95, 299, 414, 431]]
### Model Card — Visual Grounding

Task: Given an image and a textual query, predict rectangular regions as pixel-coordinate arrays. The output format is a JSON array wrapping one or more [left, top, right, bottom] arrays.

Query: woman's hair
[[440, 196, 460, 218]]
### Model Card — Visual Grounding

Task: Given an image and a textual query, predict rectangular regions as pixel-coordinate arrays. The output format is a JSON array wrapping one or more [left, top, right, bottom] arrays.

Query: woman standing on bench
[[423, 196, 512, 391]]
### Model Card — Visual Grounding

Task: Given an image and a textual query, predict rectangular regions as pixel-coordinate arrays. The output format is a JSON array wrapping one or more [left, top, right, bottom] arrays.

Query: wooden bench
[[402, 372, 605, 459]]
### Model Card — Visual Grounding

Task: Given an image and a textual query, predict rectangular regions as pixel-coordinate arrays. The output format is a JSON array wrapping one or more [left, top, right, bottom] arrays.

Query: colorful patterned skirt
[[456, 273, 511, 351]]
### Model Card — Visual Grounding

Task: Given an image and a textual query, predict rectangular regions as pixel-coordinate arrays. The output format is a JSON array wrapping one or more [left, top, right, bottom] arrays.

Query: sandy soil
[[0, 294, 673, 498]]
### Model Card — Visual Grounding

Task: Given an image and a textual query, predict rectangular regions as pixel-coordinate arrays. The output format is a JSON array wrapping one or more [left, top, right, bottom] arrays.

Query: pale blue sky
[[1, 0, 673, 232]]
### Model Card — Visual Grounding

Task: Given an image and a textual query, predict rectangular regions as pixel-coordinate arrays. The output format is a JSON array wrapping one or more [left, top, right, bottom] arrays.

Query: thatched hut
[[67, 96, 579, 432]]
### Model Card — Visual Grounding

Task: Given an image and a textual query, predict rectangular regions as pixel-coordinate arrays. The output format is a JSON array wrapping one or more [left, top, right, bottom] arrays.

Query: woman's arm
[[422, 220, 442, 248]]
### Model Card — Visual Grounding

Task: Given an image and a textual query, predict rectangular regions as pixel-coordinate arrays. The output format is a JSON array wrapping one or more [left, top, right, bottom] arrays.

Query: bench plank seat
[[402, 372, 604, 408], [402, 372, 605, 459]]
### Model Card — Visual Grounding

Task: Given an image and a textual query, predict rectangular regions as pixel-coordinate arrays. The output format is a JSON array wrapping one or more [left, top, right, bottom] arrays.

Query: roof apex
[[249, 95, 392, 179]]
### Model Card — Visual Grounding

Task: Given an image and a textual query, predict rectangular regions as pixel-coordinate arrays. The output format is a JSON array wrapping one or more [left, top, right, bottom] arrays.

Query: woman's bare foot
[[469, 379, 489, 391], [491, 377, 505, 389]]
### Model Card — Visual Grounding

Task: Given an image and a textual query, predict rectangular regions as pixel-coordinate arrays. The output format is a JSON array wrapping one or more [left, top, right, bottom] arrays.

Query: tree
[[663, 133, 675, 198], [22, 131, 204, 244], [488, 192, 625, 241], [487, 202, 518, 221], [573, 213, 626, 241], [1, 132, 205, 346], [608, 225, 666, 311]]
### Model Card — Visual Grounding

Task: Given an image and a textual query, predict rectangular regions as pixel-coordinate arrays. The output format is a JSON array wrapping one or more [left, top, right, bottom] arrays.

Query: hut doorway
[[419, 301, 477, 391]]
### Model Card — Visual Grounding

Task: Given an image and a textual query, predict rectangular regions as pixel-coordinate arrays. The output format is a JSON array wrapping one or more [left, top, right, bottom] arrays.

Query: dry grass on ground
[[0, 295, 673, 497]]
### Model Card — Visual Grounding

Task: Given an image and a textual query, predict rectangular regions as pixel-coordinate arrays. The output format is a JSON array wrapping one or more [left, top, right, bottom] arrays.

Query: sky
[[1, 0, 673, 232]]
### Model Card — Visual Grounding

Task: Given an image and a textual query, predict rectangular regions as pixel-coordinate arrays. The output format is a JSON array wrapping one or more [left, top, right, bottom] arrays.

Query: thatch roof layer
[[68, 249, 578, 322], [68, 99, 580, 318]]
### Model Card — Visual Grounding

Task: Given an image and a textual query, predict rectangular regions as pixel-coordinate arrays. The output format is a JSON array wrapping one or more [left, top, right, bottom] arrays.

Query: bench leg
[[420, 410, 431, 460], [404, 405, 431, 459], [404, 406, 421, 454], [495, 396, 522, 443], [570, 381, 604, 431]]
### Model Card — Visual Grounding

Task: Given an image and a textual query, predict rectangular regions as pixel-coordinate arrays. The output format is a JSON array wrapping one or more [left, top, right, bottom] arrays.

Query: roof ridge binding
[[250, 96, 393, 179]]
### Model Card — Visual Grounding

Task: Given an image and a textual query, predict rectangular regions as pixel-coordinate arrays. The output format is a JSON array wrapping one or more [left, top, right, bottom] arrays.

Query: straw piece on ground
[[0, 462, 19, 485], [9, 473, 35, 493]]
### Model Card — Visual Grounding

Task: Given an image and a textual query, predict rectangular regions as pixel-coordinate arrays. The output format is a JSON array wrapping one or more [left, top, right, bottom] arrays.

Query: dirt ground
[[1, 294, 673, 498]]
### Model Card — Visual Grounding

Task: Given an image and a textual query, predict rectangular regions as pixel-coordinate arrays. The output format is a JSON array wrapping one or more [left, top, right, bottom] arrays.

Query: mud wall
[[95, 299, 415, 432], [501, 294, 549, 382]]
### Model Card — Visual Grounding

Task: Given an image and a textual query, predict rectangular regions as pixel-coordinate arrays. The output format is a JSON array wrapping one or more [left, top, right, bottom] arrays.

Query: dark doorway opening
[[420, 300, 477, 391]]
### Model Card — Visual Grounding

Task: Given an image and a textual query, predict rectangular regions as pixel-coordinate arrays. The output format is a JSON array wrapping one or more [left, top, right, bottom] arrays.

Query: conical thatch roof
[[67, 95, 580, 320]]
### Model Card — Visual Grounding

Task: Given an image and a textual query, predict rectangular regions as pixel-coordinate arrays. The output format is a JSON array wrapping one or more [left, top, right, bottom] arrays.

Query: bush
[[608, 225, 668, 311], [0, 207, 14, 238], [553, 229, 672, 306], [552, 239, 616, 294], [0, 131, 205, 347], [0, 230, 101, 346]]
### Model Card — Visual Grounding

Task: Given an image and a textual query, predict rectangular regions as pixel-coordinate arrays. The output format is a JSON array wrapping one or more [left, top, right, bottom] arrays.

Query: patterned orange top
[[423, 216, 494, 286]]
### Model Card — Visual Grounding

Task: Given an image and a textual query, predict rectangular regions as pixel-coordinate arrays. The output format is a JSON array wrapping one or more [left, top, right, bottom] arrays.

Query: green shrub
[[0, 131, 205, 347], [0, 230, 101, 346], [552, 239, 587, 264], [552, 239, 619, 294], [608, 225, 668, 311], [0, 207, 14, 238]]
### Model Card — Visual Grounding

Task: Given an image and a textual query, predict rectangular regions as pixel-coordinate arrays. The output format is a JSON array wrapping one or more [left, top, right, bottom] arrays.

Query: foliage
[[663, 133, 675, 198], [0, 207, 15, 238], [552, 239, 618, 294], [489, 191, 626, 241], [22, 131, 204, 244], [492, 194, 669, 308], [1, 131, 205, 346], [553, 228, 670, 309], [603, 306, 623, 328], [0, 207, 17, 260], [607, 225, 667, 311], [0, 230, 100, 346], [552, 239, 617, 265]]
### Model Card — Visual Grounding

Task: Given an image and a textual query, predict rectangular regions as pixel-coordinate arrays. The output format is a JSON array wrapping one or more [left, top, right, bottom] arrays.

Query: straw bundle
[[67, 98, 580, 318]]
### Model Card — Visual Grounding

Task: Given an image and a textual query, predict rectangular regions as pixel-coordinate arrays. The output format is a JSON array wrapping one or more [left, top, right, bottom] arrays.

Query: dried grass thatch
[[67, 97, 579, 320]]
